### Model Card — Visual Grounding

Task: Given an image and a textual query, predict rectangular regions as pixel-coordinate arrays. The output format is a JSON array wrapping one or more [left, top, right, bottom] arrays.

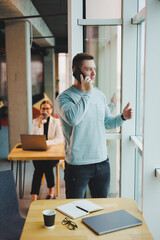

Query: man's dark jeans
[[64, 158, 110, 199]]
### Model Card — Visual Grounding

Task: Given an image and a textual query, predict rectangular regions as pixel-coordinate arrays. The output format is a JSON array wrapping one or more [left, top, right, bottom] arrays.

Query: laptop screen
[[20, 134, 47, 151]]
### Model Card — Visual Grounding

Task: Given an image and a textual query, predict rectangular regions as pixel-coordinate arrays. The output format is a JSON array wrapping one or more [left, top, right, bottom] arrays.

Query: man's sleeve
[[55, 92, 92, 126], [104, 98, 124, 129]]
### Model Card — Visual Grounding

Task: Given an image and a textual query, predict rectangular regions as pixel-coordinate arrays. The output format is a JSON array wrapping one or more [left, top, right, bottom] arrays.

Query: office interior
[[0, 0, 159, 239]]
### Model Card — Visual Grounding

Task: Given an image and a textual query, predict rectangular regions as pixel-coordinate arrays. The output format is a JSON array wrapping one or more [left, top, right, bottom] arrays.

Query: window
[[138, 0, 145, 11], [86, 0, 121, 19], [84, 25, 122, 197], [134, 150, 142, 211], [136, 21, 145, 141], [58, 53, 68, 94], [131, 1, 146, 210], [84, 26, 121, 123]]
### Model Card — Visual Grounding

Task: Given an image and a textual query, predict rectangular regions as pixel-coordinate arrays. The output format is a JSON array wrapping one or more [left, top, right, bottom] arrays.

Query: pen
[[76, 206, 89, 213]]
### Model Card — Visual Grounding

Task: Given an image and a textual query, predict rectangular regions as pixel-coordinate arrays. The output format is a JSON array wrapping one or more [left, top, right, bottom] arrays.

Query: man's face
[[80, 60, 96, 84]]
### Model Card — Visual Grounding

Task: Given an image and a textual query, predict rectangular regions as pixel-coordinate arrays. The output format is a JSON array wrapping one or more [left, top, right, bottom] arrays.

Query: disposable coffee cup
[[42, 112, 48, 124], [43, 209, 56, 229]]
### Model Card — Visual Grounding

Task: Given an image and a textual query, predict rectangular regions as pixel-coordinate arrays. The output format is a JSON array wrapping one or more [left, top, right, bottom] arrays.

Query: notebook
[[56, 200, 103, 219], [20, 134, 47, 151], [82, 209, 143, 235]]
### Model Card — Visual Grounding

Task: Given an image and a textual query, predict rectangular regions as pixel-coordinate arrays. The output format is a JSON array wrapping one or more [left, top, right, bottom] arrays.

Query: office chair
[[0, 170, 25, 240]]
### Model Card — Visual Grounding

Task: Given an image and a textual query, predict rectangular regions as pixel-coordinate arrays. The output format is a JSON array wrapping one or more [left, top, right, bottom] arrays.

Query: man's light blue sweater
[[55, 86, 124, 165]]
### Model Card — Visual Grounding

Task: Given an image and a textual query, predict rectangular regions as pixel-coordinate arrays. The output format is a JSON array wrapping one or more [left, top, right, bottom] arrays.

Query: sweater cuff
[[121, 114, 126, 121]]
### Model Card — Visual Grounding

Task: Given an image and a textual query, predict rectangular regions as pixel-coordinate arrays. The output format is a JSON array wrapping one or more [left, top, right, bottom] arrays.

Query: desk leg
[[18, 161, 26, 199], [11, 161, 14, 171], [19, 162, 23, 199], [56, 164, 59, 197], [16, 161, 19, 186]]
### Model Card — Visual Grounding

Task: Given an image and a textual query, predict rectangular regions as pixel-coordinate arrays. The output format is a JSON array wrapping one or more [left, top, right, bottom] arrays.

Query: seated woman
[[31, 100, 64, 202]]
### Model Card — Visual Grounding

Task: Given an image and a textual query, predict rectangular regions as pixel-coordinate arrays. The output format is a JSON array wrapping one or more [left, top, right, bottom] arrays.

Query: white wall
[[142, 0, 160, 239], [121, 0, 137, 198]]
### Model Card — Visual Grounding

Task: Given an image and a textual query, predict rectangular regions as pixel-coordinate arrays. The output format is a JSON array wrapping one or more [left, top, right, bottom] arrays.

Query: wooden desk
[[20, 198, 153, 240], [8, 143, 65, 198]]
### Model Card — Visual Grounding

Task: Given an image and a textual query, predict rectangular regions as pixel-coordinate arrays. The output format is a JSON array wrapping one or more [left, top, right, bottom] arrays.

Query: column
[[43, 48, 55, 104], [5, 20, 32, 150], [68, 0, 83, 85]]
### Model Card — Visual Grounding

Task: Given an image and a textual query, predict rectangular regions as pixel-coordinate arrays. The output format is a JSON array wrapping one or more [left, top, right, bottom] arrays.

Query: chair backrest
[[0, 170, 20, 218]]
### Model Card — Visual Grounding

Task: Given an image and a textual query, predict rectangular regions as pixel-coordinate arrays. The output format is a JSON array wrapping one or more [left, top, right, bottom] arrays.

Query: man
[[55, 53, 132, 199]]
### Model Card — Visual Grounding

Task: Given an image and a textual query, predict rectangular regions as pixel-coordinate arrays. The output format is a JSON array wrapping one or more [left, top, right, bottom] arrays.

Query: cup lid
[[43, 209, 56, 216]]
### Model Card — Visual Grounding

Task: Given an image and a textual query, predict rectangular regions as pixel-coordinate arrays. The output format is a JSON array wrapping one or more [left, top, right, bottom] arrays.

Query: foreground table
[[8, 143, 65, 198], [20, 198, 153, 240]]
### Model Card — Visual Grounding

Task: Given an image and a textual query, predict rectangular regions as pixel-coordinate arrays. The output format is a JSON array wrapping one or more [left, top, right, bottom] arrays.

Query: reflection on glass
[[84, 26, 121, 133], [84, 26, 122, 197], [58, 53, 68, 94], [138, 0, 145, 12], [31, 55, 43, 96], [135, 150, 142, 211], [86, 0, 121, 19], [0, 58, 7, 99], [86, 139, 121, 198], [136, 21, 145, 139], [107, 139, 120, 197]]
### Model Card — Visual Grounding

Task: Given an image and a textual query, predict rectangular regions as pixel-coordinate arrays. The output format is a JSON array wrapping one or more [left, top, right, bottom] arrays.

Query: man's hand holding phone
[[81, 75, 93, 92], [73, 68, 93, 92]]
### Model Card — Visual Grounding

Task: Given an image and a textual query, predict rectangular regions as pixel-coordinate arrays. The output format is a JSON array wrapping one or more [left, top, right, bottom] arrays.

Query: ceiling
[[31, 0, 68, 53], [0, 0, 68, 55]]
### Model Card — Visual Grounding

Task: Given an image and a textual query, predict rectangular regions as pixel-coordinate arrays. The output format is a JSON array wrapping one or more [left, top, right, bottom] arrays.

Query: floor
[[0, 126, 114, 221], [0, 126, 66, 218], [0, 158, 66, 218], [0, 126, 9, 159]]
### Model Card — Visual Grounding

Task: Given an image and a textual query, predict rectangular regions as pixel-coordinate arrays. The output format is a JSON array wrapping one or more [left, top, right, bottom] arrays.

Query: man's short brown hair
[[72, 53, 94, 69]]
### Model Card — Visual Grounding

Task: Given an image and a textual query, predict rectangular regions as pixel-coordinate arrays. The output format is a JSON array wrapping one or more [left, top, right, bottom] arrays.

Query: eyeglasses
[[41, 108, 51, 111], [62, 217, 78, 230]]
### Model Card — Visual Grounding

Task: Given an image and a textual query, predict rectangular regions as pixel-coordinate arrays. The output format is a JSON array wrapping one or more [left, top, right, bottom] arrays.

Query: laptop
[[82, 209, 143, 235], [20, 134, 47, 151]]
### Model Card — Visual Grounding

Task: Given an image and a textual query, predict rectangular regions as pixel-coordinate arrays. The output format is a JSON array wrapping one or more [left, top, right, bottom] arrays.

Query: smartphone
[[73, 68, 86, 83]]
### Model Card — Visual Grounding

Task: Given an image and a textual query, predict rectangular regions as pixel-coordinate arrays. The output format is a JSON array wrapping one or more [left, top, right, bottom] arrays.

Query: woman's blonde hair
[[40, 100, 53, 109]]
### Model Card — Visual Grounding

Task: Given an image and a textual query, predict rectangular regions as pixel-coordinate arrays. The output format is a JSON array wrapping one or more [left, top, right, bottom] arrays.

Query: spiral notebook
[[56, 200, 103, 219], [82, 209, 143, 235]]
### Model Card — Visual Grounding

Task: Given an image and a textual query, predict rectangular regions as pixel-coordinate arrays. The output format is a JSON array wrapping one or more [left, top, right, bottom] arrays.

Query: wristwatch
[[121, 114, 126, 121]]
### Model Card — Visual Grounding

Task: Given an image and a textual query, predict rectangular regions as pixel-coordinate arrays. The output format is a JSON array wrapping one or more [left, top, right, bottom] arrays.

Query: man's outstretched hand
[[123, 102, 133, 120]]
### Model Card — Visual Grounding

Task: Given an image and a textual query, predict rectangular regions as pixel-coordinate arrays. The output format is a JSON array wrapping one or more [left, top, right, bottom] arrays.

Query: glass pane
[[138, 0, 145, 12], [86, 139, 121, 198], [107, 139, 121, 197], [86, 0, 121, 19], [84, 26, 121, 133], [31, 55, 43, 96], [134, 150, 142, 211], [84, 25, 121, 196], [58, 53, 68, 94], [136, 21, 145, 139]]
